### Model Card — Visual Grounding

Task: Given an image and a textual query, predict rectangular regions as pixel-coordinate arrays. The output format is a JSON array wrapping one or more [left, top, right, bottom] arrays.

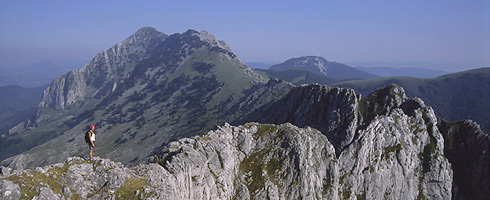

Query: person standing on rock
[[86, 125, 96, 160]]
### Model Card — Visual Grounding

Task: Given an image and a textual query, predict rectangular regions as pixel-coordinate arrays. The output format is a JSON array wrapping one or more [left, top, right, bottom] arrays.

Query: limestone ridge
[[238, 84, 415, 154], [236, 83, 358, 153], [38, 27, 168, 111], [5, 83, 487, 199], [153, 84, 452, 199], [232, 84, 456, 198], [1, 120, 452, 199], [331, 67, 490, 134]]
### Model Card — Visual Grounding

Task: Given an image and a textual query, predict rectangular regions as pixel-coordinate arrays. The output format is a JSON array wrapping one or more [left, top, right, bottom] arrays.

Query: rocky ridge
[[438, 120, 490, 200], [2, 120, 450, 199], [37, 27, 168, 112], [332, 67, 490, 134], [1, 84, 459, 199]]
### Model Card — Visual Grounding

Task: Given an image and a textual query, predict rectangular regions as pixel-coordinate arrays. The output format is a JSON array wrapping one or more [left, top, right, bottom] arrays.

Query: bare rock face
[[151, 84, 454, 199], [438, 120, 490, 200], [151, 123, 337, 199], [1, 179, 21, 200], [0, 120, 452, 199], [151, 96, 453, 199], [238, 83, 358, 154], [1, 157, 140, 199], [1, 84, 456, 199], [37, 27, 168, 115]]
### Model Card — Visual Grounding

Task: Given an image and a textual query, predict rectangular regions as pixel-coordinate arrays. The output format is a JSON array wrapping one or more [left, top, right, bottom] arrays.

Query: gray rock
[[1, 180, 21, 200], [0, 166, 12, 178], [2, 83, 486, 199], [438, 119, 490, 200], [63, 187, 72, 199], [37, 27, 168, 112], [32, 187, 61, 200]]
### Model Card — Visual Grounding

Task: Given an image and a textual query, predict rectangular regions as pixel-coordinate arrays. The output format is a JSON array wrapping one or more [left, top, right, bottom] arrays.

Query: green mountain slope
[[356, 66, 450, 78], [332, 67, 490, 133], [0, 28, 267, 166], [253, 68, 340, 85]]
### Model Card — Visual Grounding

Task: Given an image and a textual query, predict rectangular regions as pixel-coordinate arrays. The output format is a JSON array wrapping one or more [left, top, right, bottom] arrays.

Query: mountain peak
[[134, 27, 160, 35], [181, 29, 232, 52], [299, 55, 330, 62], [270, 56, 378, 80], [272, 56, 335, 73], [125, 27, 168, 43], [201, 31, 231, 52]]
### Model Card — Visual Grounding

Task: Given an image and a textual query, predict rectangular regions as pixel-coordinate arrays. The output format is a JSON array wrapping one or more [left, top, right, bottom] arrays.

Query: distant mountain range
[[0, 60, 86, 87], [249, 59, 452, 79], [355, 66, 450, 78]]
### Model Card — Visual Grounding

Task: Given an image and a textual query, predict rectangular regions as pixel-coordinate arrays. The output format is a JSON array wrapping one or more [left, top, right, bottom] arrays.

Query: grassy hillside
[[356, 66, 449, 78], [333, 67, 490, 133], [253, 69, 340, 85]]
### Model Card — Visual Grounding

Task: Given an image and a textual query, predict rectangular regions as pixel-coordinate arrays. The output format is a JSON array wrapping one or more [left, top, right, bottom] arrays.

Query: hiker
[[86, 125, 96, 160]]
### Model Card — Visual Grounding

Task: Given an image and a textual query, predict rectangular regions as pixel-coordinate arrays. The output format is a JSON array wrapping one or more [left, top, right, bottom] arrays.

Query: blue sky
[[0, 0, 489, 72]]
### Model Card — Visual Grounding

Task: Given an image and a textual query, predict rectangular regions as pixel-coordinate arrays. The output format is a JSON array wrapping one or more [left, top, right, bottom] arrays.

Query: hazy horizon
[[1, 1, 489, 75]]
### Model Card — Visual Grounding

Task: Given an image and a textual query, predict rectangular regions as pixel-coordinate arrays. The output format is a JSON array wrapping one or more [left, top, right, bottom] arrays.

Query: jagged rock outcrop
[[1, 157, 140, 199], [2, 82, 462, 199], [238, 83, 359, 153], [1, 120, 452, 199], [332, 67, 490, 134], [38, 27, 168, 112], [238, 84, 454, 199], [438, 120, 490, 200]]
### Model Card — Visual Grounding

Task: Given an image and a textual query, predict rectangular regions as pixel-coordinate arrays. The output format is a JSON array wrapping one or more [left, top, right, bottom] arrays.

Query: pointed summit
[[134, 27, 160, 35], [197, 30, 232, 52], [121, 27, 168, 46], [131, 27, 168, 39], [180, 29, 232, 52]]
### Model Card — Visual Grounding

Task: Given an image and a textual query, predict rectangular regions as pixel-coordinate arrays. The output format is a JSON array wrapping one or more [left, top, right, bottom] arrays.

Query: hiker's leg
[[89, 149, 93, 160]]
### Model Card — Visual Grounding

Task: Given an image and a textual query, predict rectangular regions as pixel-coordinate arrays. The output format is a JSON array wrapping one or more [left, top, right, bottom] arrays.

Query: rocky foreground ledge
[[2, 119, 452, 199]]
